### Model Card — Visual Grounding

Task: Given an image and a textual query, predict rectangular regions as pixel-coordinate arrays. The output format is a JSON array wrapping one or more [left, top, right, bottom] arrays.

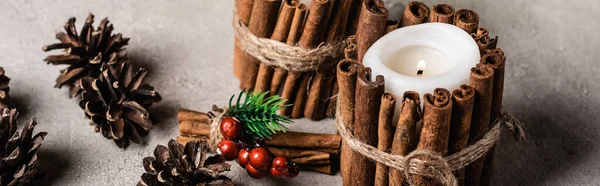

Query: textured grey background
[[0, 0, 598, 185]]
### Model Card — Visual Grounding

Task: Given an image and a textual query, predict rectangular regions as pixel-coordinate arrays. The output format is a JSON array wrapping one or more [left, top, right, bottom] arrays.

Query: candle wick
[[417, 70, 424, 77]]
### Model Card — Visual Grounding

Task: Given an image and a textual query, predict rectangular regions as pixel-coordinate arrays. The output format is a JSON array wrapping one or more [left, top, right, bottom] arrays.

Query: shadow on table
[[31, 148, 71, 186], [493, 92, 596, 185]]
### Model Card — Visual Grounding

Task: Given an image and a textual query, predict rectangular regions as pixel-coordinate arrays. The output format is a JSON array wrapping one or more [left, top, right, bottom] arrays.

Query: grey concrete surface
[[0, 0, 598, 185]]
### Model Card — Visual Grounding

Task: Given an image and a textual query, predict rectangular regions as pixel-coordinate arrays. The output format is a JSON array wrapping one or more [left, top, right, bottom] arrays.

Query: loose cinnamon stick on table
[[356, 0, 389, 61], [239, 0, 282, 90], [255, 0, 298, 93], [400, 1, 430, 27], [465, 64, 495, 186], [267, 147, 331, 165], [337, 59, 362, 183], [454, 9, 479, 34], [233, 0, 255, 79], [302, 164, 333, 175], [430, 4, 455, 24], [266, 131, 342, 150], [177, 108, 210, 123], [290, 0, 332, 118], [375, 93, 396, 186], [349, 67, 384, 186], [279, 4, 308, 116], [449, 84, 475, 186], [414, 88, 453, 186], [389, 91, 421, 186], [479, 51, 506, 186], [384, 20, 399, 34], [179, 121, 211, 136], [304, 0, 353, 120], [176, 135, 208, 145]]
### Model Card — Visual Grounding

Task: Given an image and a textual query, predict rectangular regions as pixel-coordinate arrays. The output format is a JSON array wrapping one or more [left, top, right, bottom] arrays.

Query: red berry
[[272, 156, 289, 172], [220, 117, 243, 140], [246, 164, 267, 179], [217, 140, 239, 160], [237, 147, 251, 167], [285, 162, 300, 178], [270, 166, 286, 177], [248, 147, 272, 171]]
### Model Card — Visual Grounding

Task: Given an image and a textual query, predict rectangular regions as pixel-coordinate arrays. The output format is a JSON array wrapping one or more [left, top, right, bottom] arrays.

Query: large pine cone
[[0, 109, 47, 186], [0, 67, 11, 109], [138, 140, 233, 186], [42, 13, 129, 97], [79, 62, 161, 148]]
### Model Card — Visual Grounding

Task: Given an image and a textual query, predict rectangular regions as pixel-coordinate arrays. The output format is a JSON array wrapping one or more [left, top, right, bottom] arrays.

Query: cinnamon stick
[[255, 0, 298, 93], [325, 35, 358, 118], [356, 0, 389, 61], [384, 20, 399, 35], [476, 35, 499, 53], [179, 121, 211, 136], [375, 93, 396, 186], [476, 28, 489, 38], [449, 84, 475, 186], [479, 51, 506, 186], [465, 64, 495, 186], [290, 0, 331, 118], [279, 4, 308, 116], [414, 88, 453, 186], [270, 68, 287, 96], [400, 1, 430, 27], [430, 4, 455, 24], [301, 164, 333, 175], [389, 91, 421, 186], [266, 131, 341, 150], [337, 59, 362, 184], [344, 35, 358, 60], [454, 9, 479, 34], [233, 0, 255, 79], [325, 78, 339, 118], [346, 0, 366, 35], [267, 147, 331, 165], [240, 0, 282, 90], [304, 0, 353, 120], [177, 135, 208, 145], [349, 67, 384, 186], [177, 108, 210, 123]]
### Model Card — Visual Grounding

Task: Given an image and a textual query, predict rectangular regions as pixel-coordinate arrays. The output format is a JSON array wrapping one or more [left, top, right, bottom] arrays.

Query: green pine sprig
[[228, 89, 293, 139]]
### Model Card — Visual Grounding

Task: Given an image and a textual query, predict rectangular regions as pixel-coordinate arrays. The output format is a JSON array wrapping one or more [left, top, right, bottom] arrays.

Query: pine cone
[[0, 67, 11, 109], [138, 140, 233, 186], [79, 62, 161, 148], [0, 109, 47, 186], [42, 13, 129, 98]]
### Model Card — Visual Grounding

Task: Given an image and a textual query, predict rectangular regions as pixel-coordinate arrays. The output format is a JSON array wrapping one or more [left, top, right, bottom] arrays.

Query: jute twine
[[335, 101, 526, 186], [232, 12, 344, 72]]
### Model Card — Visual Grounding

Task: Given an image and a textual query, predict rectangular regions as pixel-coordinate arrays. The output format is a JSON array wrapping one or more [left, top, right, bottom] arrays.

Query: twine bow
[[335, 104, 526, 186]]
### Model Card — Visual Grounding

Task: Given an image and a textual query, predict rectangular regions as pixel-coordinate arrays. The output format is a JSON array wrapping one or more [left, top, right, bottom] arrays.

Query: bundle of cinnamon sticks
[[334, 2, 505, 186], [176, 108, 342, 175]]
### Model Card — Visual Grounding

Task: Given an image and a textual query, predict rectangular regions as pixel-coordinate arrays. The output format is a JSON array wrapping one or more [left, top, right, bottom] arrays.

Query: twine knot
[[208, 105, 228, 151]]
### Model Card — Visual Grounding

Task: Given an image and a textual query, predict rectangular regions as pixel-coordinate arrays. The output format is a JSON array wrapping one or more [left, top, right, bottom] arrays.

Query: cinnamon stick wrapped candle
[[479, 51, 506, 186], [350, 67, 384, 186], [389, 91, 420, 186], [356, 0, 388, 61], [305, 0, 353, 120], [240, 0, 282, 90], [465, 64, 495, 186], [255, 0, 298, 93], [454, 9, 479, 34], [430, 4, 455, 24], [290, 0, 331, 118], [233, 0, 255, 79], [400, 1, 430, 27], [375, 93, 396, 186], [449, 84, 475, 186], [337, 59, 362, 184], [414, 88, 453, 186], [279, 4, 308, 115]]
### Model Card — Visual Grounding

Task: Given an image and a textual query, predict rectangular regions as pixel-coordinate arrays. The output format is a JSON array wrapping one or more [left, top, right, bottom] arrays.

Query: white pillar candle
[[362, 23, 480, 121]]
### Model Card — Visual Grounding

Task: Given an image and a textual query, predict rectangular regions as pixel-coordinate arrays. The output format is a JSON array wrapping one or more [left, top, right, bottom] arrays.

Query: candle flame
[[417, 60, 426, 70]]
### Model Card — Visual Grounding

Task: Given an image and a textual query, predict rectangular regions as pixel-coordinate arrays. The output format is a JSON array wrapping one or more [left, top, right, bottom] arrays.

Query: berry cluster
[[217, 117, 299, 179]]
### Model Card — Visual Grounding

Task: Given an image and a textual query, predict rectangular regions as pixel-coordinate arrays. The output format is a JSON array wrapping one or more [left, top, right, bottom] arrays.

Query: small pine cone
[[42, 13, 130, 98], [79, 62, 161, 148], [0, 109, 48, 186], [0, 67, 11, 109], [138, 140, 233, 186]]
